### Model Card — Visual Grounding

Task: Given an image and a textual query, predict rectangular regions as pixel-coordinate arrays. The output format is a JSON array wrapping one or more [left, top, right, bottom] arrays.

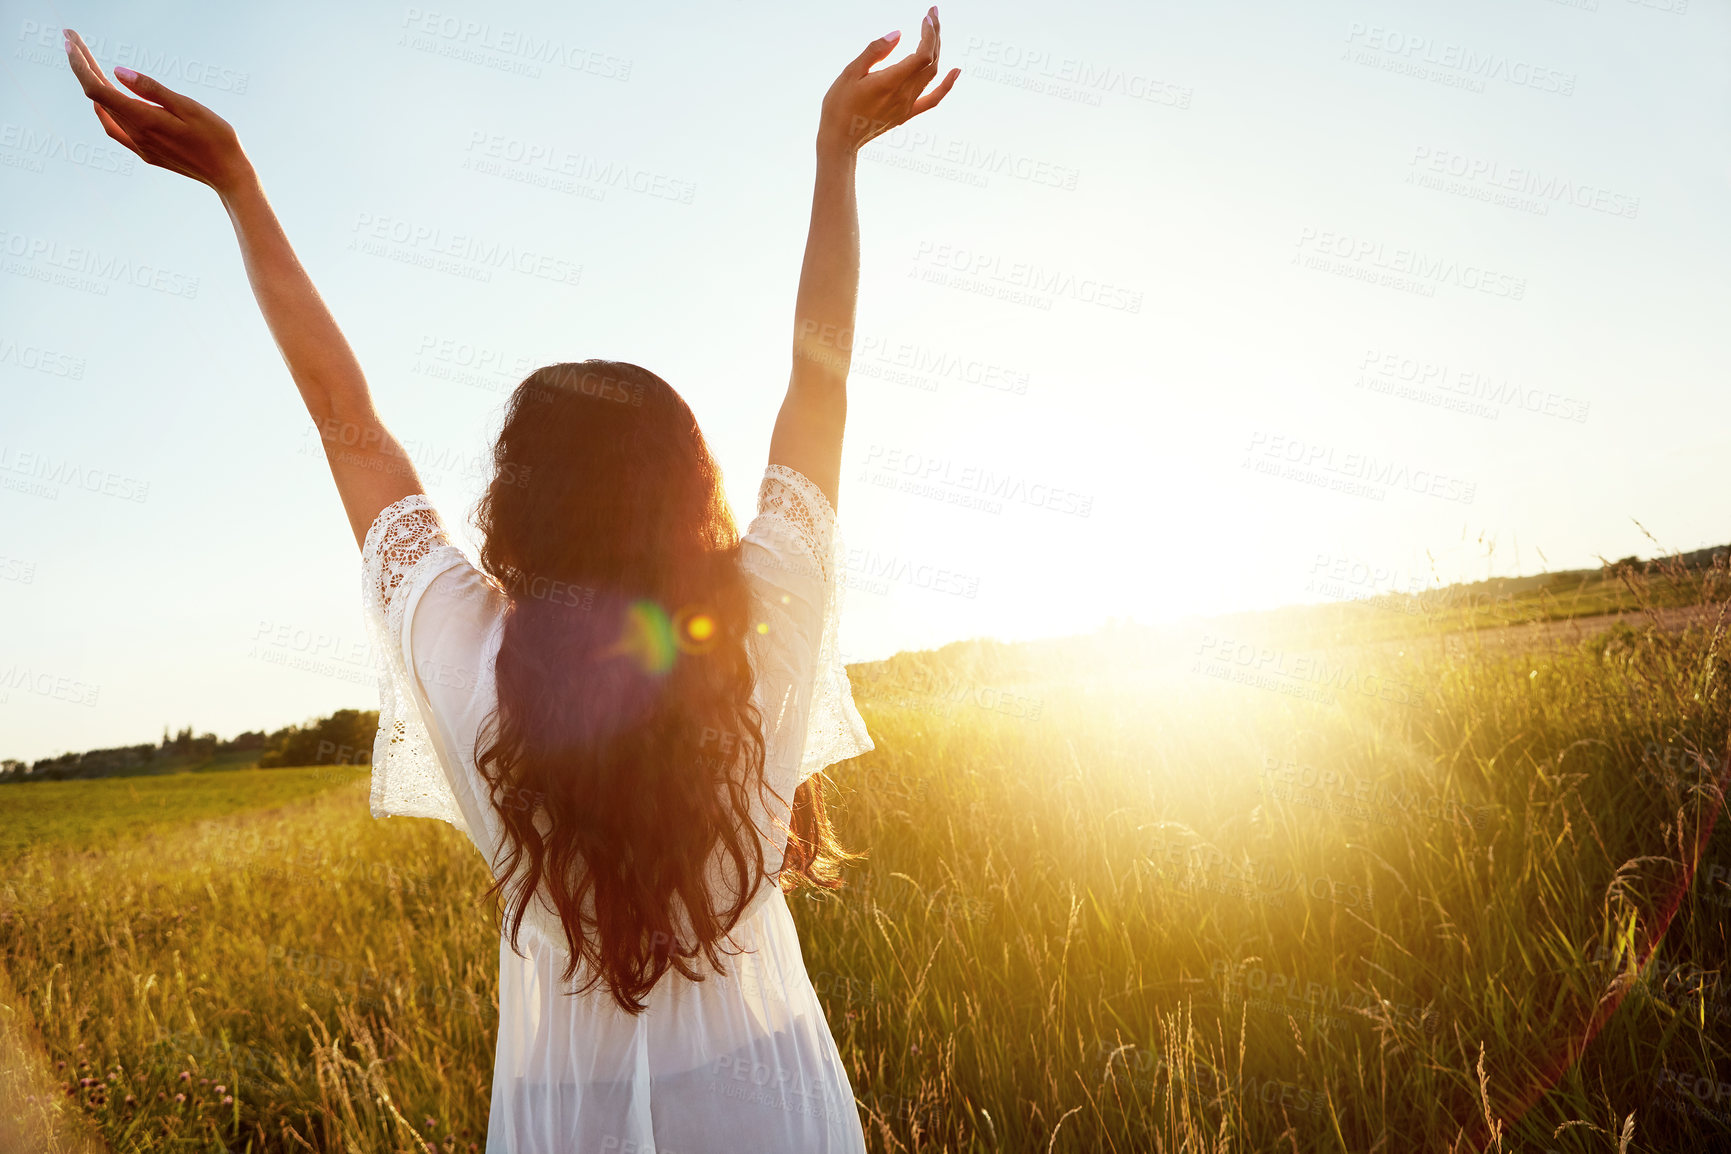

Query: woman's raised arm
[[63, 29, 423, 548], [768, 9, 959, 511]]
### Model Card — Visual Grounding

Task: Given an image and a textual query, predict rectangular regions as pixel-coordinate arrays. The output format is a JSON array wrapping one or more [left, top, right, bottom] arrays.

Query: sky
[[1, 0, 1727, 762]]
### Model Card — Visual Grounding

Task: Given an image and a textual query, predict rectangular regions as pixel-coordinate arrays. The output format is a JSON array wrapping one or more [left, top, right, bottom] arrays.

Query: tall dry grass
[[2, 566, 1729, 1151]]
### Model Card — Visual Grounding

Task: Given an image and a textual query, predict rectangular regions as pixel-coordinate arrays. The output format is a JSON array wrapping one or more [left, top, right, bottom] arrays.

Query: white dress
[[359, 463, 875, 1154]]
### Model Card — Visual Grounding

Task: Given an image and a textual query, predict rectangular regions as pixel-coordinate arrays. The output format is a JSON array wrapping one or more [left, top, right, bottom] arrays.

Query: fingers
[[835, 8, 955, 142], [113, 66, 199, 118], [910, 67, 961, 117], [849, 29, 902, 77], [65, 30, 111, 90], [62, 28, 167, 131], [63, 33, 128, 111], [62, 28, 186, 171], [92, 104, 143, 158], [880, 7, 941, 86]]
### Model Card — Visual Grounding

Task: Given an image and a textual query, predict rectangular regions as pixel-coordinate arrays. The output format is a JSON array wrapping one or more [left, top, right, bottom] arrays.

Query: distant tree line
[[0, 709, 379, 784], [255, 709, 378, 770]]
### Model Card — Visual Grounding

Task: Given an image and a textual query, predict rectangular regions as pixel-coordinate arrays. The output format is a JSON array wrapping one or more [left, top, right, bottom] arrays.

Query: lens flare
[[603, 603, 725, 671], [603, 600, 678, 675], [673, 606, 719, 655]]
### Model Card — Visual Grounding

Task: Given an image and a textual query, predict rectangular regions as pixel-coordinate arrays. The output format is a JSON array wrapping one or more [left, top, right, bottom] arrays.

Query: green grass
[[2, 568, 1730, 1151], [1280, 562, 1731, 647], [185, 750, 270, 775], [0, 765, 364, 864]]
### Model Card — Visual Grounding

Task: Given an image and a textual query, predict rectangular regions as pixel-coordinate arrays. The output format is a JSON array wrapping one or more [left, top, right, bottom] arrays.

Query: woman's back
[[362, 463, 874, 1154], [62, 6, 963, 1143]]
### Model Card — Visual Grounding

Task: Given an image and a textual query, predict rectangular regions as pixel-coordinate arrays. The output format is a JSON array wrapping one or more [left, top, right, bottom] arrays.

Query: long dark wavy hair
[[472, 361, 851, 1013]]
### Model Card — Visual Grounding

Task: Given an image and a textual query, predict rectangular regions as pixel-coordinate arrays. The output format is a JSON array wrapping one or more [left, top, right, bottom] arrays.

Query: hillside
[[11, 542, 1729, 784]]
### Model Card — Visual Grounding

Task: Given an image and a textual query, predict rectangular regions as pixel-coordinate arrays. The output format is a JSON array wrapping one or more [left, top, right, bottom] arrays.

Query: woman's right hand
[[63, 28, 254, 198], [818, 8, 960, 157]]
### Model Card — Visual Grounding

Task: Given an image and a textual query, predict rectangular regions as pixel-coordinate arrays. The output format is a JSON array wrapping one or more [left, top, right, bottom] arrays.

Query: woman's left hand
[[63, 28, 253, 197], [819, 8, 960, 157]]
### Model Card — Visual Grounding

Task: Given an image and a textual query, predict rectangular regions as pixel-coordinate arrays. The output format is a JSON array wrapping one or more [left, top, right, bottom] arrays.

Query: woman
[[65, 13, 959, 1152]]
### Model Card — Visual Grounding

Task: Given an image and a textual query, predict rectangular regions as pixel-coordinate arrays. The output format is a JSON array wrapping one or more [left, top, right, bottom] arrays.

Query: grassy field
[[1198, 557, 1731, 651], [0, 765, 356, 864], [3, 571, 1730, 1151]]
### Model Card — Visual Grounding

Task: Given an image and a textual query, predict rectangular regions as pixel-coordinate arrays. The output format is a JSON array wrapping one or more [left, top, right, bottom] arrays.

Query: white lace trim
[[361, 493, 472, 834], [360, 466, 874, 863], [753, 465, 874, 780], [757, 464, 835, 582]]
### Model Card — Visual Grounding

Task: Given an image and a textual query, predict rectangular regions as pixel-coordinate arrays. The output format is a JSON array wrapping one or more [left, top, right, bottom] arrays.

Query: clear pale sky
[[2, 0, 1726, 762]]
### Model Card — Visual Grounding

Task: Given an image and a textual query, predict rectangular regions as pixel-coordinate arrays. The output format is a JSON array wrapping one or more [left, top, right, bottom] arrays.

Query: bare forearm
[[62, 30, 424, 547], [219, 167, 374, 425], [218, 166, 423, 543], [769, 147, 858, 505], [766, 14, 958, 510], [790, 146, 860, 391]]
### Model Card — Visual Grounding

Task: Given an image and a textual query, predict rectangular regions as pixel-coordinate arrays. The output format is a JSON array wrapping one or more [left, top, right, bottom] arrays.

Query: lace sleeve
[[752, 465, 874, 780], [360, 494, 473, 832], [756, 464, 836, 581]]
